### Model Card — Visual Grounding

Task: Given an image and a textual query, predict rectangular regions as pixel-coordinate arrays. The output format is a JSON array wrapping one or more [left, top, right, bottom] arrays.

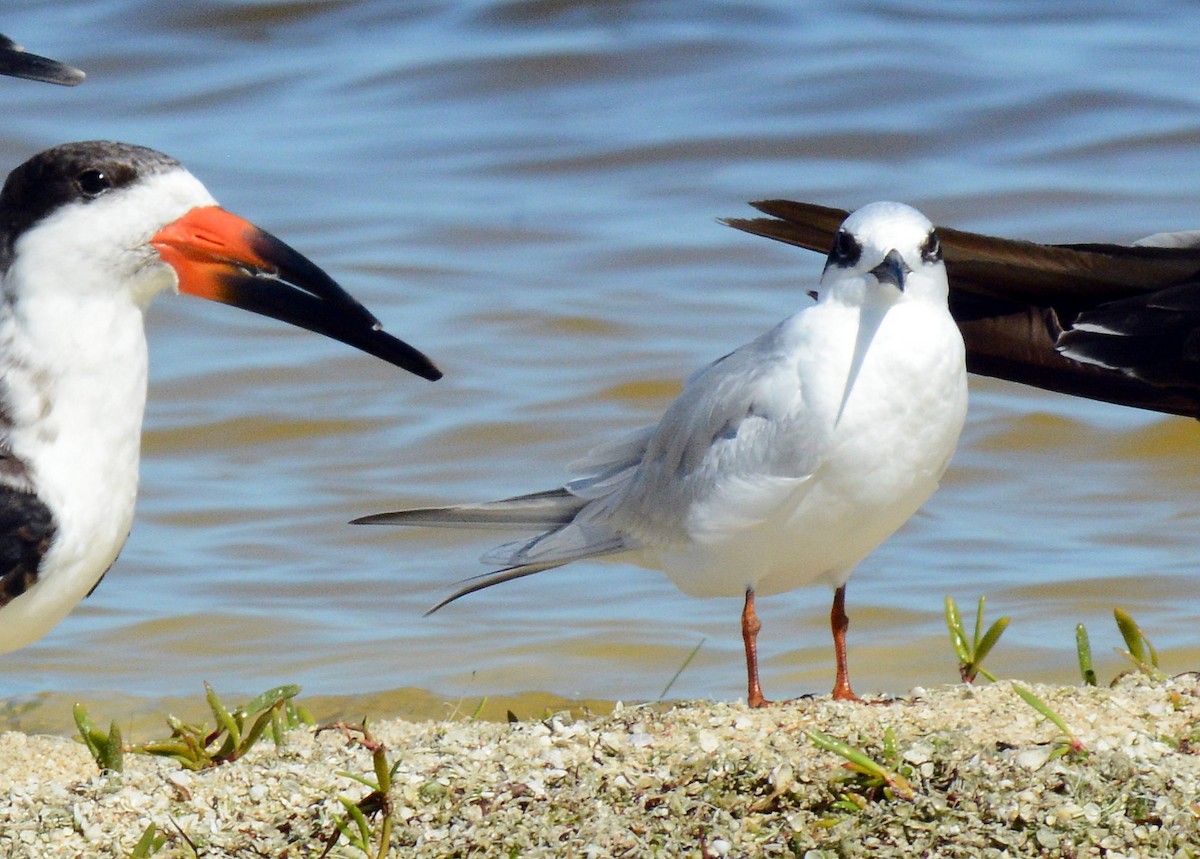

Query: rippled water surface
[[5, 0, 1200, 727]]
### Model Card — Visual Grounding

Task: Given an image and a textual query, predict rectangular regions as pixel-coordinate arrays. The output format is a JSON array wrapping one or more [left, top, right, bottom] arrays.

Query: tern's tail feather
[[421, 523, 628, 614], [424, 559, 571, 614], [355, 486, 635, 612], [429, 508, 632, 615], [351, 488, 588, 530]]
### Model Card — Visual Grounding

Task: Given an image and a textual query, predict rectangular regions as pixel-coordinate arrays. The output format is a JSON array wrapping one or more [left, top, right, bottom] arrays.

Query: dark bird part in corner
[[725, 199, 1200, 419]]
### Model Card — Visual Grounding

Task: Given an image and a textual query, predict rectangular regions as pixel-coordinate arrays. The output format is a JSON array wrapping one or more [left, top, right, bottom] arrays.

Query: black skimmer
[[726, 200, 1200, 420], [0, 34, 84, 86], [0, 140, 440, 654]]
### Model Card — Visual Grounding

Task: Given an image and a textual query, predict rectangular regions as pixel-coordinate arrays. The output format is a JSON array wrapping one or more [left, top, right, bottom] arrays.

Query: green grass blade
[[1113, 609, 1166, 679], [336, 797, 371, 851], [1113, 609, 1148, 664], [1075, 624, 1097, 686], [806, 729, 916, 801], [336, 773, 381, 791], [230, 706, 276, 761], [205, 683, 240, 749], [129, 822, 165, 858], [106, 719, 124, 773], [372, 747, 392, 792], [943, 597, 970, 663], [237, 684, 300, 718], [73, 703, 101, 756], [805, 729, 886, 778], [974, 616, 1010, 665], [1012, 683, 1084, 752], [972, 596, 986, 650], [659, 637, 706, 701], [73, 703, 124, 773]]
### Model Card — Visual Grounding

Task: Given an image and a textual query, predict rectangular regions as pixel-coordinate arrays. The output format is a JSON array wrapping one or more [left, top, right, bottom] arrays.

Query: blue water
[[4, 0, 1200, 717]]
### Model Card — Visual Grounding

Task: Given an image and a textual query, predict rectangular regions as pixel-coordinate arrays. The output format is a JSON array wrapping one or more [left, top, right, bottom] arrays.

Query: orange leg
[[741, 588, 771, 707], [830, 584, 859, 701]]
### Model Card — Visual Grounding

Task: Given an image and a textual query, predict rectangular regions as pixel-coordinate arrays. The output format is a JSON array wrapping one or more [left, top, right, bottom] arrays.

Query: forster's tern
[[357, 201, 967, 704]]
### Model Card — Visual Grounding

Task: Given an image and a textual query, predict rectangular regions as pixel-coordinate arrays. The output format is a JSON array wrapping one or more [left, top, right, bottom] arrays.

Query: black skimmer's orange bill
[[0, 140, 439, 654], [0, 34, 84, 85], [725, 200, 1200, 420]]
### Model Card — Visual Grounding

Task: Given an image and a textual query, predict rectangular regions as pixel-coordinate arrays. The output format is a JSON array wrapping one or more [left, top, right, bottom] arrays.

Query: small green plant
[[319, 721, 401, 859], [127, 822, 168, 858], [1076, 623, 1098, 686], [1113, 608, 1166, 680], [945, 595, 1009, 683], [74, 702, 124, 772], [1011, 683, 1086, 758], [1076, 609, 1165, 686], [75, 683, 312, 774], [140, 683, 310, 770], [447, 696, 490, 721], [805, 726, 914, 805]]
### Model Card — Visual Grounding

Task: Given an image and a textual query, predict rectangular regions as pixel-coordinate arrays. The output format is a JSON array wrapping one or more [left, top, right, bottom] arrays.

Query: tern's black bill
[[869, 249, 909, 291]]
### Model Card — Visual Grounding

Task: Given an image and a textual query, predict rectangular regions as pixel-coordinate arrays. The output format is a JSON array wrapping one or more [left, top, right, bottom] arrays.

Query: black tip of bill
[[0, 35, 85, 86], [225, 228, 443, 381], [223, 268, 444, 380]]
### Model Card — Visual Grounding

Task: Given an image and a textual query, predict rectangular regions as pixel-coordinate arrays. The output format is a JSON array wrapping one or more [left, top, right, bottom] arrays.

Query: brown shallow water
[[4, 2, 1200, 718]]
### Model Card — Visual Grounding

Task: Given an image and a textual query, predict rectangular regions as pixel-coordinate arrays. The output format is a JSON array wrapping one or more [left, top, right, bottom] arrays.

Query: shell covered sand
[[1, 676, 1199, 857]]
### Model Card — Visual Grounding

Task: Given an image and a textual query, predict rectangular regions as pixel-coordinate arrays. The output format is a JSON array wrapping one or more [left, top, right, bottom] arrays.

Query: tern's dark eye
[[920, 229, 942, 263], [828, 229, 862, 268], [77, 169, 112, 198]]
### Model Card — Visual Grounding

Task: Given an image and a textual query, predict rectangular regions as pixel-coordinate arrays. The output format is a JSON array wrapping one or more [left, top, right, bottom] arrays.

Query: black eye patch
[[827, 229, 862, 268], [921, 229, 942, 264]]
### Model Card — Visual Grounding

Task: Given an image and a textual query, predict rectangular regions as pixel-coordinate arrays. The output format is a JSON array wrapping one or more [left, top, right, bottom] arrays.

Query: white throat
[[0, 167, 216, 651]]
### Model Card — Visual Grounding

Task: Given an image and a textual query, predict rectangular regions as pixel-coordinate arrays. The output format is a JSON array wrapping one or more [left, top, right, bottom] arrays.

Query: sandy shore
[[1, 675, 1198, 857]]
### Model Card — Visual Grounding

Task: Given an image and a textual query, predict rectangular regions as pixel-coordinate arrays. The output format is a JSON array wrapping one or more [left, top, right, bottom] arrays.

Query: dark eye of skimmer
[[828, 229, 862, 268], [920, 229, 942, 263], [77, 169, 112, 197]]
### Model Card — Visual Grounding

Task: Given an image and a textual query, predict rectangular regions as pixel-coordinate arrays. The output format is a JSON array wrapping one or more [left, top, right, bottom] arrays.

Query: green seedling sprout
[[1012, 683, 1086, 758], [804, 727, 914, 802], [1076, 623, 1098, 686], [74, 702, 124, 773], [140, 683, 308, 770], [127, 822, 168, 858], [319, 721, 401, 859], [945, 595, 1009, 683], [76, 683, 311, 774], [1114, 608, 1167, 681]]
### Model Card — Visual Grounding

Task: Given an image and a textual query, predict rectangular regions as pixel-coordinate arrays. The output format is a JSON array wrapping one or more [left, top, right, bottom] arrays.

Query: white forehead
[[840, 201, 933, 251]]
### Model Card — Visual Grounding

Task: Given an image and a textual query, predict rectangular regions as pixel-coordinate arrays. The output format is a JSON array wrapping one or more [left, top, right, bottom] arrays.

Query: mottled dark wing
[[725, 199, 1200, 418], [0, 451, 55, 608]]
